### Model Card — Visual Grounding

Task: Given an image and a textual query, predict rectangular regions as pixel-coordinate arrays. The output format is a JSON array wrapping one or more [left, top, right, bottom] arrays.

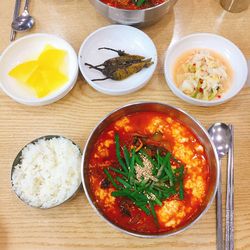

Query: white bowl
[[164, 33, 248, 106], [0, 33, 78, 106], [78, 25, 157, 95]]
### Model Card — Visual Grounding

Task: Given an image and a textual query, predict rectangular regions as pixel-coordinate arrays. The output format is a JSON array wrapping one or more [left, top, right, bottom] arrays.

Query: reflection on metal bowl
[[89, 0, 178, 26], [81, 102, 219, 238]]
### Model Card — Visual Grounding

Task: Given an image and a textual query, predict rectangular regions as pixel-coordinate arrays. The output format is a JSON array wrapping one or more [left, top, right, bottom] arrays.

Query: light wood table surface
[[0, 1, 249, 249]]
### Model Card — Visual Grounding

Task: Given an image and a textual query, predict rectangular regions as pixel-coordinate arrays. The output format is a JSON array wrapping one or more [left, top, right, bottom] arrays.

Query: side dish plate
[[164, 33, 248, 106], [0, 33, 78, 106], [78, 25, 157, 96]]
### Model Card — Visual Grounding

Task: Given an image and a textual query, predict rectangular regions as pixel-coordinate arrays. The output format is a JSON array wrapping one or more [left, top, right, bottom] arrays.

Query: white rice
[[11, 137, 82, 208]]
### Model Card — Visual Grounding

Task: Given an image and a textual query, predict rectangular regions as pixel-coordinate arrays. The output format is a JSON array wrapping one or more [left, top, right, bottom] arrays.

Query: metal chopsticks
[[10, 0, 21, 41], [226, 125, 234, 250]]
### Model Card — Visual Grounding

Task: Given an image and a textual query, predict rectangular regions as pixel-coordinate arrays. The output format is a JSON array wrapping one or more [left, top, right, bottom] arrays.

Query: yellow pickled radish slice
[[26, 69, 48, 98], [27, 68, 68, 98], [8, 44, 69, 98], [38, 45, 68, 71], [8, 60, 38, 83], [39, 68, 68, 97]]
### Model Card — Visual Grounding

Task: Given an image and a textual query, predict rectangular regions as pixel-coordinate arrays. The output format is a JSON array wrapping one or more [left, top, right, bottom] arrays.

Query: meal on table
[[85, 47, 153, 81], [100, 0, 165, 10], [173, 49, 232, 101], [87, 111, 210, 234]]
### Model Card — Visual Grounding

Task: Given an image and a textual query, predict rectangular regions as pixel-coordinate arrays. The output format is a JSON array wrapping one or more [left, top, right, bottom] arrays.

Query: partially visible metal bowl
[[89, 0, 178, 26], [81, 102, 219, 238]]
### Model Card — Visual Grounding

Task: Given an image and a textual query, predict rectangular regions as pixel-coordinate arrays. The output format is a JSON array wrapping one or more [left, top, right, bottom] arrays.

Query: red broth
[[87, 111, 210, 234], [100, 0, 165, 10]]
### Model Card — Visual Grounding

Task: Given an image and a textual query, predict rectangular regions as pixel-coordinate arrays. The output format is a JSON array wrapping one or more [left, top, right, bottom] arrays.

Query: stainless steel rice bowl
[[11, 135, 82, 209]]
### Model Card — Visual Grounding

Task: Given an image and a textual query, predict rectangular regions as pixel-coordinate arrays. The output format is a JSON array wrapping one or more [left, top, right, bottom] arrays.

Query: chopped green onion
[[109, 167, 128, 177], [115, 134, 128, 173], [104, 134, 185, 226], [133, 0, 146, 7], [149, 201, 158, 225], [135, 154, 143, 166], [104, 168, 119, 189], [116, 176, 131, 188], [139, 149, 158, 168], [178, 165, 184, 200], [135, 201, 151, 215], [123, 146, 131, 169], [128, 148, 136, 181]]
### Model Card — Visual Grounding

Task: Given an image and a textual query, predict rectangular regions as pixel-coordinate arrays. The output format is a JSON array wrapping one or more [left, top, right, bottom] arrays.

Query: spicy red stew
[[100, 0, 165, 10], [87, 111, 210, 234]]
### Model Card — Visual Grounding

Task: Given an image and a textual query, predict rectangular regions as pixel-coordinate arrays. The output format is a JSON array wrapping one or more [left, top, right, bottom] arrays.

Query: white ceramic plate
[[164, 33, 248, 106], [0, 33, 78, 106], [78, 25, 157, 95]]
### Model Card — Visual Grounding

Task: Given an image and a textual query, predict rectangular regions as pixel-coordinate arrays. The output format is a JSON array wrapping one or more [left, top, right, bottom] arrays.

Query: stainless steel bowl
[[89, 0, 178, 26], [82, 102, 219, 237], [11, 135, 82, 209]]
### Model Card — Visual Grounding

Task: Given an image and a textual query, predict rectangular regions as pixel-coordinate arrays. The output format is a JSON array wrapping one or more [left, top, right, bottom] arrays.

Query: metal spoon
[[11, 0, 35, 32], [208, 123, 232, 250]]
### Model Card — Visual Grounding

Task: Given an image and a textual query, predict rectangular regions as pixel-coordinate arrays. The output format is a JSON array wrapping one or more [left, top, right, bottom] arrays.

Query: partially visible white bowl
[[164, 33, 248, 106], [0, 33, 78, 106], [78, 25, 157, 95]]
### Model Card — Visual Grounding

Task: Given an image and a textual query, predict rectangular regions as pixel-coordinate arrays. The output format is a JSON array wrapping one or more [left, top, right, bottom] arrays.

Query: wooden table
[[0, 1, 249, 249]]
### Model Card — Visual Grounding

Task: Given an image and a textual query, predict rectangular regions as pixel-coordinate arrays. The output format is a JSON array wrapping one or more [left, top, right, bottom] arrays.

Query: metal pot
[[89, 0, 178, 26], [81, 102, 219, 237]]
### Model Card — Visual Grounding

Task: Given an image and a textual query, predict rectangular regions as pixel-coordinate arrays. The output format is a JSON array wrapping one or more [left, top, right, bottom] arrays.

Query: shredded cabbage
[[177, 50, 228, 100]]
